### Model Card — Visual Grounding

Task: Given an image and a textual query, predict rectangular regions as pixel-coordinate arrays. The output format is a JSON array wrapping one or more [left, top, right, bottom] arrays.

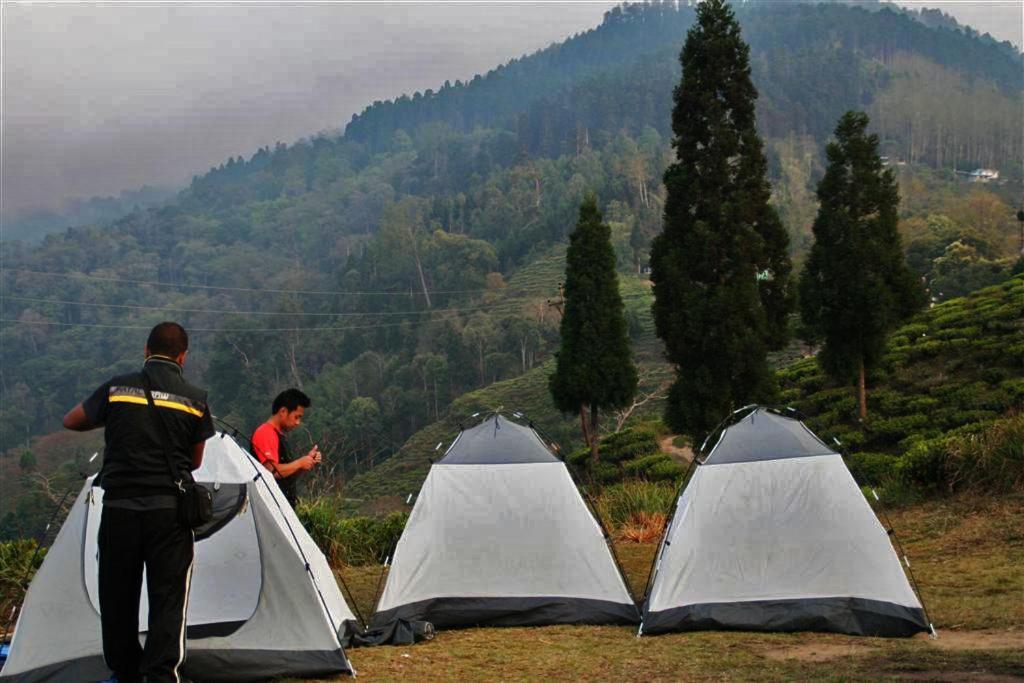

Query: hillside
[[2, 1, 1022, 534], [363, 274, 1023, 509], [343, 246, 670, 504], [780, 274, 1024, 497]]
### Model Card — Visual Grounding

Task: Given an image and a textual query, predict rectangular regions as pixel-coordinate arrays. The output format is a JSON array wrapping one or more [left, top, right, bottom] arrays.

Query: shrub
[[647, 459, 686, 481], [593, 462, 621, 484], [594, 480, 677, 528], [867, 413, 930, 441], [944, 413, 1024, 493], [296, 498, 407, 566], [0, 539, 44, 624], [846, 452, 899, 485], [566, 447, 590, 468], [895, 438, 948, 490], [600, 428, 660, 462], [623, 453, 672, 476], [616, 512, 667, 544]]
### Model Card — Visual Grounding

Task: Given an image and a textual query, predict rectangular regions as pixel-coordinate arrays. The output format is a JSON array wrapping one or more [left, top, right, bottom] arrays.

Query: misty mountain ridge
[[2, 185, 178, 244]]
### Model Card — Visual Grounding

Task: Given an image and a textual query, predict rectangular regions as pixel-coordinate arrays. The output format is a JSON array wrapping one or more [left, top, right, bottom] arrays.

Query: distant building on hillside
[[956, 168, 1000, 183]]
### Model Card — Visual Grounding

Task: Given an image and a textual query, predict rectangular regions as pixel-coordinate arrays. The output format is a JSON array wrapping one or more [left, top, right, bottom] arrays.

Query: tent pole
[[870, 487, 938, 638], [521, 413, 637, 608], [639, 454, 698, 605], [567, 460, 638, 607], [232, 430, 355, 652], [805, 409, 938, 639], [368, 535, 401, 622], [215, 414, 371, 629]]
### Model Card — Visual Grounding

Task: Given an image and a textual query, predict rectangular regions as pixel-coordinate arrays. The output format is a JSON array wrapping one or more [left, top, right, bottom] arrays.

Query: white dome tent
[[0, 432, 356, 682], [641, 406, 931, 637], [371, 412, 638, 630]]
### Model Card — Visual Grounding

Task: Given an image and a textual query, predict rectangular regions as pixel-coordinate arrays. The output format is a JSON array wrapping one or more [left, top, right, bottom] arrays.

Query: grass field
[[322, 493, 1024, 681]]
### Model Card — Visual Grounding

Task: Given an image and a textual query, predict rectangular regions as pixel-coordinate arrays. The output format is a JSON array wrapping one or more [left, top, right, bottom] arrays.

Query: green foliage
[[650, 0, 792, 439], [295, 498, 407, 566], [600, 427, 660, 462], [18, 451, 36, 472], [781, 275, 1024, 497], [846, 452, 899, 486], [623, 453, 685, 481], [942, 413, 1024, 493], [550, 196, 638, 444], [0, 539, 44, 621], [800, 111, 925, 417], [593, 480, 678, 528]]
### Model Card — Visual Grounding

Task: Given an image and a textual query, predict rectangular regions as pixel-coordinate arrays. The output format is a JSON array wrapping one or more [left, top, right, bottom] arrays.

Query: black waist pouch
[[177, 482, 214, 529], [141, 370, 214, 530]]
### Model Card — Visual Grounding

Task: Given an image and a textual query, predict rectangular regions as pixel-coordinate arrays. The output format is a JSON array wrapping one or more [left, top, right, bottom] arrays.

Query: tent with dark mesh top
[[641, 407, 930, 638], [371, 413, 638, 630]]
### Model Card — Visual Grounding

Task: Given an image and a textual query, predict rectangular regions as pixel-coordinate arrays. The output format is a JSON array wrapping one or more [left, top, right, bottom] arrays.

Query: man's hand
[[299, 445, 321, 471]]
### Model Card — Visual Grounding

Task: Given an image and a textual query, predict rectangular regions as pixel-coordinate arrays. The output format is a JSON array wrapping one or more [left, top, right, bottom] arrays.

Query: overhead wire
[[0, 294, 550, 318], [0, 290, 654, 331], [1, 267, 506, 296], [1, 265, 656, 333], [0, 315, 468, 333]]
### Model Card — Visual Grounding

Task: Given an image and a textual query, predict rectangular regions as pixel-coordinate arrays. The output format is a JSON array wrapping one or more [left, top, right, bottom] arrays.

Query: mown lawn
[[324, 494, 1024, 681]]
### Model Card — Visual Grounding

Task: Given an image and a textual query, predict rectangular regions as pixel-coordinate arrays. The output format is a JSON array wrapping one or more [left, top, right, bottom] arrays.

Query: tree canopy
[[550, 195, 637, 460], [799, 111, 925, 418], [650, 0, 792, 440]]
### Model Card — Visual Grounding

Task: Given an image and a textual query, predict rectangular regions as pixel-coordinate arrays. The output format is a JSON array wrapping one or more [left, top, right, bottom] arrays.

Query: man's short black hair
[[147, 322, 189, 358], [273, 388, 311, 415]]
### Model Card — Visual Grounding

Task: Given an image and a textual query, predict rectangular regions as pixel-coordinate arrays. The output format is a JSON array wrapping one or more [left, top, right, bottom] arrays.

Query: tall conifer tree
[[550, 195, 638, 462], [800, 111, 924, 419], [650, 0, 792, 439]]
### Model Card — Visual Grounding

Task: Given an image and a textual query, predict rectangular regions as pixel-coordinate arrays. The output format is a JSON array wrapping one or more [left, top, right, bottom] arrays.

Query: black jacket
[[86, 356, 215, 499]]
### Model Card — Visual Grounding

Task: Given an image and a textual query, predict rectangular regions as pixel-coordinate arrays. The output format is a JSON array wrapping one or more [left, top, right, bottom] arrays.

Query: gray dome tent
[[371, 413, 638, 629], [0, 432, 355, 682], [641, 407, 930, 637]]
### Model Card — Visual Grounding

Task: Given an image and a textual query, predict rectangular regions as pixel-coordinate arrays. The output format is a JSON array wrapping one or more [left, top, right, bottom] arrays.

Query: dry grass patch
[[886, 494, 1024, 629]]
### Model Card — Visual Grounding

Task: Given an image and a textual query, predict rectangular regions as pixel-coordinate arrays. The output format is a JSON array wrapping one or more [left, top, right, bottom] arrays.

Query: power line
[[0, 294, 531, 318], [0, 268, 517, 297], [1, 292, 653, 318], [0, 315, 466, 334], [0, 287, 654, 333]]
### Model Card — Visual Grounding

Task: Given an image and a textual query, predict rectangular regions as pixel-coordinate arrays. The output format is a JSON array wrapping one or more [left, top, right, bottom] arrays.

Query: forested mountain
[[2, 1, 1022, 527]]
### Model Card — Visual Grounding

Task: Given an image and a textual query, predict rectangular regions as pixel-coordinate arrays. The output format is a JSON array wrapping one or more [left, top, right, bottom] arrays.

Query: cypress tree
[[650, 0, 792, 439], [550, 195, 638, 462], [800, 111, 925, 420]]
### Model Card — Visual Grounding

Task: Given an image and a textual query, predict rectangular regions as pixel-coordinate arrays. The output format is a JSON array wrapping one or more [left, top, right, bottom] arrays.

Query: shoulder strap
[[140, 368, 186, 492]]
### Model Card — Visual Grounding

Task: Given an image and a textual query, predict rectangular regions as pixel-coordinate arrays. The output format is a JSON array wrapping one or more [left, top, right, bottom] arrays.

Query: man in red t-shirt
[[251, 388, 321, 505]]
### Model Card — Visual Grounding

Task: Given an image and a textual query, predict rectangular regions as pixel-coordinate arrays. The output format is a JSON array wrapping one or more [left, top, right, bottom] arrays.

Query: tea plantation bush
[[296, 499, 407, 566], [779, 276, 1023, 499]]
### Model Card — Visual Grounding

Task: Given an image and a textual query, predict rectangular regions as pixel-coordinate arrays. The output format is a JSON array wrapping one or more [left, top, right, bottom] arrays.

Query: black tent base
[[642, 596, 928, 638], [0, 648, 352, 682], [373, 595, 640, 630]]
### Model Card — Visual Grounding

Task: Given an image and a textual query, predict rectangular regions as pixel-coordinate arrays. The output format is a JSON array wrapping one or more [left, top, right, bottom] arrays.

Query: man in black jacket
[[63, 321, 215, 683]]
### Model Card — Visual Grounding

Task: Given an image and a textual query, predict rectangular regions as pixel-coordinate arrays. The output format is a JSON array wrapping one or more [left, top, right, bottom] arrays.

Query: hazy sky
[[2, 1, 1021, 221]]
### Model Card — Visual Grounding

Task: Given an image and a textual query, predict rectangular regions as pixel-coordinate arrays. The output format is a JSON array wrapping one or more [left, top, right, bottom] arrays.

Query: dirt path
[[659, 435, 694, 464], [762, 629, 1024, 663]]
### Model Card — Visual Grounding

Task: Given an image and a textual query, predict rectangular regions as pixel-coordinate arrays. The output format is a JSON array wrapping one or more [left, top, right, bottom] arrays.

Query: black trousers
[[98, 506, 194, 683]]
